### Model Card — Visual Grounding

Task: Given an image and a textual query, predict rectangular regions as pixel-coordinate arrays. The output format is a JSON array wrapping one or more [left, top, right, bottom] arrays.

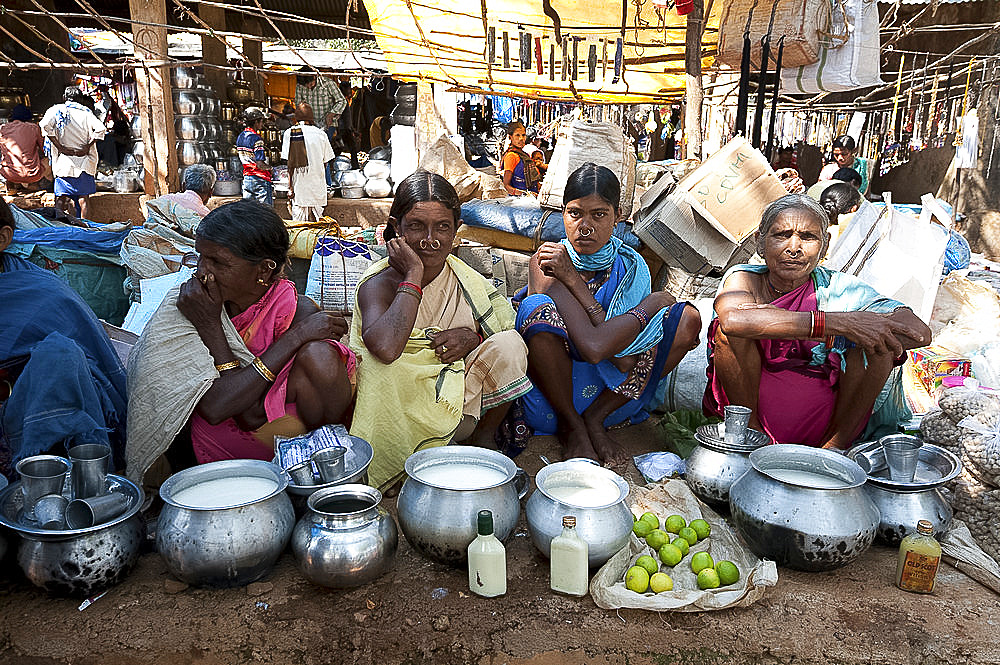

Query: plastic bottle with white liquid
[[550, 515, 589, 597], [468, 510, 506, 597]]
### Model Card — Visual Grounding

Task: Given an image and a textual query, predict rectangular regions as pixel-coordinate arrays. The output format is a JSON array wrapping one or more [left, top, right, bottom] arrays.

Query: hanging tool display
[[519, 28, 531, 72], [612, 0, 627, 84], [764, 35, 785, 160], [733, 0, 758, 138], [572, 36, 580, 80], [751, 0, 780, 149], [502, 31, 510, 69], [940, 62, 954, 141], [588, 43, 597, 83], [488, 27, 496, 64], [535, 37, 543, 75], [549, 44, 555, 82], [561, 33, 569, 81], [913, 53, 930, 147], [925, 66, 939, 141]]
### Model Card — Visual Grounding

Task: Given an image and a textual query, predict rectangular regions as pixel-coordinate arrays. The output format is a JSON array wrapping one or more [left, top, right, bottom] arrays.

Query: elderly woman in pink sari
[[704, 194, 931, 449], [125, 200, 355, 483]]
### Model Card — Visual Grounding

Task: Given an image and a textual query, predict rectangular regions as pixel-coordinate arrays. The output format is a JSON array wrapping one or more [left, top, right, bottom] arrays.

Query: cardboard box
[[634, 137, 787, 275], [908, 346, 974, 394]]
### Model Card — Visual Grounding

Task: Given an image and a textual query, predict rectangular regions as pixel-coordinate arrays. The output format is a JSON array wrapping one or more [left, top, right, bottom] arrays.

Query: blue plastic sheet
[[460, 199, 641, 248]]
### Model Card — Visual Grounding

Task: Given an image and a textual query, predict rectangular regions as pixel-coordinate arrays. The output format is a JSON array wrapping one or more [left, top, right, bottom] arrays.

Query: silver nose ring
[[580, 228, 594, 237]]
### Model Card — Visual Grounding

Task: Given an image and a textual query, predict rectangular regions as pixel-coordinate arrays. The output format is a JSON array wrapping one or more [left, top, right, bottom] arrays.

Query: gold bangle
[[585, 301, 604, 317], [252, 357, 276, 382], [214, 361, 240, 372]]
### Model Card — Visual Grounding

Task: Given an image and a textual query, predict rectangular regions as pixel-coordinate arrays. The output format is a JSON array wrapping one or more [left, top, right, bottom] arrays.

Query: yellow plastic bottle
[[895, 519, 941, 594]]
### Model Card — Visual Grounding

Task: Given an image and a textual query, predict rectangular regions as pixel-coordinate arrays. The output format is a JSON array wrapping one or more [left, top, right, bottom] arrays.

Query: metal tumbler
[[68, 443, 111, 499], [65, 492, 130, 529], [311, 447, 346, 483], [16, 455, 70, 522]]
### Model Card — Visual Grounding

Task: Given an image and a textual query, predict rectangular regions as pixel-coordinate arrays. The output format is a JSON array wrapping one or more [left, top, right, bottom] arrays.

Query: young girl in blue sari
[[514, 163, 701, 463]]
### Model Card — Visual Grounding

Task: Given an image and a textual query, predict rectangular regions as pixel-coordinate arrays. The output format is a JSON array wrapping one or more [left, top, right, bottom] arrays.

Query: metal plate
[[0, 473, 143, 541], [695, 423, 770, 453], [847, 440, 962, 491], [283, 435, 374, 497]]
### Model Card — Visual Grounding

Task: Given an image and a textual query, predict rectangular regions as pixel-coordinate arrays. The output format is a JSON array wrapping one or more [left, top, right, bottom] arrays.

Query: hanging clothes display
[[955, 111, 980, 169]]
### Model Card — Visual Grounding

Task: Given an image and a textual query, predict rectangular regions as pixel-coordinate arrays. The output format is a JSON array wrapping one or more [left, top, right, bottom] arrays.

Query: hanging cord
[[71, 0, 176, 68], [888, 54, 905, 142], [954, 56, 975, 146], [343, 0, 376, 79], [169, 0, 254, 71], [402, 0, 462, 87], [249, 0, 318, 77], [0, 4, 87, 69], [24, 0, 111, 70]]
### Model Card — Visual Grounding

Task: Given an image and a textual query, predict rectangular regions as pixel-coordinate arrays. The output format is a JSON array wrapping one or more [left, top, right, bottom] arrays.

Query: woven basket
[[716, 0, 847, 70]]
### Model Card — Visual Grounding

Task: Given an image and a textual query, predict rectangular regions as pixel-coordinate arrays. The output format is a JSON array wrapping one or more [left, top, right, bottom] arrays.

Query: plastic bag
[[632, 451, 686, 483], [304, 235, 375, 314]]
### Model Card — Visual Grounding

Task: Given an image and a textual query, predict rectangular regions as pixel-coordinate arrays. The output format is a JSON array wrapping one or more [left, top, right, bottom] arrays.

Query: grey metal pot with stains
[[729, 444, 879, 572]]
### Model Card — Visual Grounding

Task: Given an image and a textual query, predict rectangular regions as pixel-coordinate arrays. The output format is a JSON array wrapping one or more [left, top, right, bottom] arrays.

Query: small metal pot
[[848, 440, 961, 545], [174, 115, 207, 141], [685, 424, 769, 508], [171, 66, 201, 89], [525, 459, 632, 567], [729, 444, 879, 572], [201, 96, 221, 118], [156, 460, 295, 588], [173, 90, 202, 116], [176, 141, 205, 166], [396, 446, 523, 565], [340, 185, 366, 199], [227, 80, 253, 104], [220, 103, 238, 122], [291, 484, 397, 588], [0, 474, 144, 596]]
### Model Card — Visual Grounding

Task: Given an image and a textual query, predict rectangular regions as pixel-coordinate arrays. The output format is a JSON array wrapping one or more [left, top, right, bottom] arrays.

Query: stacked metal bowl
[[171, 66, 224, 168]]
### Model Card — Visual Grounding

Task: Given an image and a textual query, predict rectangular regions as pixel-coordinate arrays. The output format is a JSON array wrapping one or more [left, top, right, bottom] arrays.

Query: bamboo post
[[684, 0, 706, 160], [199, 2, 229, 95]]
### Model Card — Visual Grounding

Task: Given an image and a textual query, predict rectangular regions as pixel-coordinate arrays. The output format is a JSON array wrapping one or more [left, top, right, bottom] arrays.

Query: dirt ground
[[2, 419, 999, 665]]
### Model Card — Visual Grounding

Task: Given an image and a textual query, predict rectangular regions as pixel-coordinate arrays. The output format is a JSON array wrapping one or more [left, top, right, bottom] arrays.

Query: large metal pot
[[337, 169, 366, 189], [526, 459, 632, 567], [171, 66, 200, 89], [848, 440, 961, 545], [685, 424, 770, 508], [291, 484, 397, 588], [0, 474, 144, 596], [174, 115, 207, 141], [729, 444, 879, 572], [201, 95, 220, 118], [156, 459, 295, 588], [397, 446, 522, 565], [176, 141, 205, 166], [227, 80, 253, 104], [173, 90, 202, 116]]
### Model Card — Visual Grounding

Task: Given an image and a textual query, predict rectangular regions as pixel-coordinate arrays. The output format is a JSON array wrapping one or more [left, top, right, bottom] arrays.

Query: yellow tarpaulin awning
[[364, 0, 720, 104]]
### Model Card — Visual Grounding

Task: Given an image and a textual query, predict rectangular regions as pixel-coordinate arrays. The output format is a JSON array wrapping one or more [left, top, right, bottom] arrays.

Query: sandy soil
[[2, 420, 999, 665]]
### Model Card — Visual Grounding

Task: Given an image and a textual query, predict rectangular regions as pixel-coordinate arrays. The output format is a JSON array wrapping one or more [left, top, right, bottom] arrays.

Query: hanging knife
[[502, 31, 510, 69], [612, 0, 627, 84], [519, 28, 531, 72], [535, 37, 543, 75], [588, 43, 597, 83], [488, 26, 496, 64], [561, 34, 569, 81], [751, 0, 780, 149], [734, 0, 758, 138], [572, 36, 580, 80], [765, 36, 784, 160], [601, 38, 608, 81], [549, 43, 556, 82]]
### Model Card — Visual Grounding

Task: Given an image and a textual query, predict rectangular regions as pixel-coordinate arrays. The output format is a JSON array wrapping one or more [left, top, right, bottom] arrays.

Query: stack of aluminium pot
[[391, 84, 416, 126], [171, 65, 223, 170]]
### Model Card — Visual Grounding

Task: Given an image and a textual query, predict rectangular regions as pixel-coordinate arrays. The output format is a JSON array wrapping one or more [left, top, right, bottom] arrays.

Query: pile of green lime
[[625, 512, 741, 593]]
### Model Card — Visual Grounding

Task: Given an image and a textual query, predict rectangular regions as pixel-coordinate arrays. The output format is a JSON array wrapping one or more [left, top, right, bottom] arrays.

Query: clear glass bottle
[[550, 515, 589, 597], [468, 509, 506, 597], [896, 519, 942, 594]]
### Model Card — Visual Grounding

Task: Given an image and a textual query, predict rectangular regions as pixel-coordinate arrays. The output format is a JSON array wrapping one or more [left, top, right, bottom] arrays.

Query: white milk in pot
[[172, 476, 278, 508], [414, 463, 508, 490]]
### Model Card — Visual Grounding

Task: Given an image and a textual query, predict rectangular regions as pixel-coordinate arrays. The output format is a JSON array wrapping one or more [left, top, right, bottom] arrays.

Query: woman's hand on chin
[[387, 237, 424, 282], [536, 242, 577, 284], [177, 273, 224, 332], [291, 310, 349, 345]]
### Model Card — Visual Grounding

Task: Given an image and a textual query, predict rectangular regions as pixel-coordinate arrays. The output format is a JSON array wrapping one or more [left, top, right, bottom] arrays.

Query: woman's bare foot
[[559, 423, 599, 462], [584, 416, 628, 465]]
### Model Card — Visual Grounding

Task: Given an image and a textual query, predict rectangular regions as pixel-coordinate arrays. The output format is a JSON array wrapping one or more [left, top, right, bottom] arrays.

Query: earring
[[257, 278, 267, 285], [264, 259, 277, 270]]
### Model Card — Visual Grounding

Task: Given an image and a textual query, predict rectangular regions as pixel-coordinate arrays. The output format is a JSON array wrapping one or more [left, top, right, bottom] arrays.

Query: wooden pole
[[240, 15, 267, 102], [128, 0, 177, 196], [683, 0, 705, 160], [198, 2, 228, 95]]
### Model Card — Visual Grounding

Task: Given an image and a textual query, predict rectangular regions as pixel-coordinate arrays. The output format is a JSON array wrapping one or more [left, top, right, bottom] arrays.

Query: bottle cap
[[562, 515, 576, 528], [477, 510, 494, 536], [916, 519, 934, 535]]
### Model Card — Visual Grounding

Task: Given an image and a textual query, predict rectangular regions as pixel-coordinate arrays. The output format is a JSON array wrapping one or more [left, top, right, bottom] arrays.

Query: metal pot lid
[[846, 440, 962, 491], [695, 423, 770, 453], [283, 436, 374, 496], [0, 473, 143, 541]]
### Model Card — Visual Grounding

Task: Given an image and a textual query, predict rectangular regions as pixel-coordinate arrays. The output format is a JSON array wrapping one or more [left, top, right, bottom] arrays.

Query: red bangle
[[816, 311, 826, 338], [399, 280, 422, 296], [477, 332, 484, 344]]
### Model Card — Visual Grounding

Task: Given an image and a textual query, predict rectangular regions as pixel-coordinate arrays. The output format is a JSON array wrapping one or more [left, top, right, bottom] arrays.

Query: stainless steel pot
[[0, 474, 144, 596], [340, 185, 366, 199], [338, 169, 367, 188], [525, 459, 632, 567], [130, 114, 142, 139], [220, 103, 238, 122], [227, 80, 253, 104], [157, 459, 295, 588], [397, 446, 523, 565], [201, 96, 220, 118], [177, 141, 205, 166], [213, 179, 241, 197], [174, 115, 207, 141], [362, 159, 391, 180], [685, 424, 770, 508], [848, 440, 961, 545], [729, 444, 879, 572], [171, 66, 200, 89], [291, 484, 397, 588], [173, 90, 202, 116]]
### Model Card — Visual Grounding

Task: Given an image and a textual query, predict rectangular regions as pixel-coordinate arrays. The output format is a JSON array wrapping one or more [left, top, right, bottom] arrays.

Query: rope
[[0, 21, 56, 65], [402, 0, 462, 88], [24, 0, 111, 70], [0, 3, 87, 68], [169, 0, 254, 70], [249, 0, 318, 77], [70, 0, 175, 66]]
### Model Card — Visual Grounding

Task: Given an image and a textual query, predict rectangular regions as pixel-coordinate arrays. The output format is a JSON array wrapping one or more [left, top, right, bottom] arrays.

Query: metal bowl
[[173, 90, 202, 116], [174, 115, 207, 141], [0, 474, 144, 595], [847, 440, 962, 490]]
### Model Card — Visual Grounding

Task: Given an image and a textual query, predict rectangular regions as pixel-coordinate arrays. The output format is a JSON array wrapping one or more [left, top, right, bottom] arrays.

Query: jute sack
[[591, 480, 778, 611], [538, 119, 637, 220], [717, 0, 848, 69]]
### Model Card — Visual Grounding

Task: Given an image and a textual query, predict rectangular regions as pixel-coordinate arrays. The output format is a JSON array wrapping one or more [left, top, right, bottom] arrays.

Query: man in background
[[281, 102, 334, 223], [40, 86, 105, 219], [295, 72, 346, 129], [235, 107, 272, 206]]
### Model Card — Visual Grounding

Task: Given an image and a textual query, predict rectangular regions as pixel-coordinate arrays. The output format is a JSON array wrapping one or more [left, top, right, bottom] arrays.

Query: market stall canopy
[[364, 0, 721, 103]]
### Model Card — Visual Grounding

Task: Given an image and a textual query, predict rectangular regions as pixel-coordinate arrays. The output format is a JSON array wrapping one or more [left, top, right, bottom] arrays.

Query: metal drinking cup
[[34, 494, 69, 529], [65, 492, 131, 529], [723, 405, 753, 446], [880, 434, 923, 483], [311, 447, 346, 483], [286, 460, 317, 486], [16, 455, 70, 522], [68, 443, 111, 499]]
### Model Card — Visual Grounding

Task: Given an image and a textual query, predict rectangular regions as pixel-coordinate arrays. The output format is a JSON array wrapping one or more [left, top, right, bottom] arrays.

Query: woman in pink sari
[[704, 194, 930, 449], [127, 200, 355, 471]]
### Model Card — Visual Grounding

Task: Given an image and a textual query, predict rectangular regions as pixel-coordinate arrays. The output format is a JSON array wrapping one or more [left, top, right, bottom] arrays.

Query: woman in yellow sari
[[350, 171, 531, 490]]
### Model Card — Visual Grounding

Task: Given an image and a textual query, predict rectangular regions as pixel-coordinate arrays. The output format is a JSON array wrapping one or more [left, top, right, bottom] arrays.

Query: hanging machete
[[764, 35, 784, 160], [751, 0, 780, 150], [733, 0, 758, 138]]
